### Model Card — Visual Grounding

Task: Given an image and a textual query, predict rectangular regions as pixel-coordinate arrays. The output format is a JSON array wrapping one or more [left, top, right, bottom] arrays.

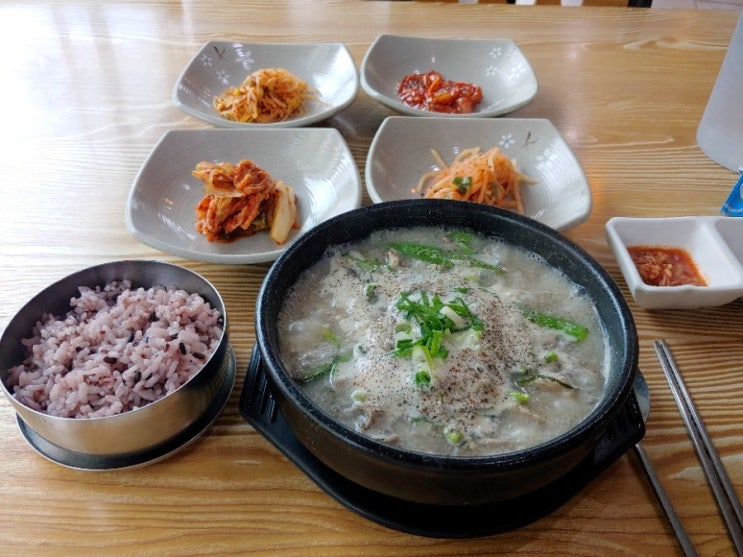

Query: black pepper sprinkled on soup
[[278, 227, 608, 457]]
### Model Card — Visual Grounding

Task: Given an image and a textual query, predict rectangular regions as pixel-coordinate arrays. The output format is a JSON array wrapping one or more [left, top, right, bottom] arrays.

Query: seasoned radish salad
[[278, 227, 608, 457]]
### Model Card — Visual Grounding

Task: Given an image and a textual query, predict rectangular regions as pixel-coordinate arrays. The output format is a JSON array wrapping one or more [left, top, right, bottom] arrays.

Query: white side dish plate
[[173, 41, 359, 128], [606, 216, 743, 309], [365, 116, 591, 231], [126, 129, 362, 264], [360, 34, 538, 118]]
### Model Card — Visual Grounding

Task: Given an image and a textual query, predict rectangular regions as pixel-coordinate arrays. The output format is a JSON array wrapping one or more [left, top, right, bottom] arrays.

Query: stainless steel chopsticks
[[634, 442, 698, 557], [654, 339, 743, 555], [633, 371, 698, 556]]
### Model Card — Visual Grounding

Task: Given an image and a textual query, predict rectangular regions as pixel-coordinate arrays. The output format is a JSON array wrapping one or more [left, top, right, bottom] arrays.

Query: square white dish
[[605, 216, 743, 309], [360, 34, 537, 118], [365, 116, 591, 231], [173, 41, 359, 128], [126, 129, 362, 264]]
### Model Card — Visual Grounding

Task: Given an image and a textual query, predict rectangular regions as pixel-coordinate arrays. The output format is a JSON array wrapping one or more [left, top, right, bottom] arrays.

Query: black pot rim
[[256, 199, 638, 471]]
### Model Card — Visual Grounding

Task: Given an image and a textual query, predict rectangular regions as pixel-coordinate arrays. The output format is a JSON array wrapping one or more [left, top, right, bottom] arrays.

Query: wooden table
[[1, 2, 741, 555]]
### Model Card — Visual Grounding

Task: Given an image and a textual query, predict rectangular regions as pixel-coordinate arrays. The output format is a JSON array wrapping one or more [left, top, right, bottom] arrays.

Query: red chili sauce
[[627, 245, 708, 287], [396, 70, 483, 114]]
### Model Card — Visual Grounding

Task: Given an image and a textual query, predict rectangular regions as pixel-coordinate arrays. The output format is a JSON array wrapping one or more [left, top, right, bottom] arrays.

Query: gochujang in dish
[[627, 245, 707, 287]]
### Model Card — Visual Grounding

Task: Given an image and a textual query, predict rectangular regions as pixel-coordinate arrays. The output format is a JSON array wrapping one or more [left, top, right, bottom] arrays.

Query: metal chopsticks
[[634, 442, 698, 557], [654, 339, 743, 555]]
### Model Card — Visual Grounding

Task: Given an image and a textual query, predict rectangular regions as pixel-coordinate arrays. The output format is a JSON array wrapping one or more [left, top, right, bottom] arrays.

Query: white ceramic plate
[[173, 41, 359, 128], [126, 129, 362, 264], [365, 117, 591, 231], [606, 216, 743, 309], [360, 35, 537, 118]]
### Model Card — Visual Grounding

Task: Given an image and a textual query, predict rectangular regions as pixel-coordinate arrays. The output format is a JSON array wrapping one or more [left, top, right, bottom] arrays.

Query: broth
[[278, 227, 608, 457]]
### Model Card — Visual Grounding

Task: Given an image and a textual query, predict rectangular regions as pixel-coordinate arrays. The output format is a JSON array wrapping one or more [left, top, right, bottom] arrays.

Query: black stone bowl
[[255, 199, 638, 506]]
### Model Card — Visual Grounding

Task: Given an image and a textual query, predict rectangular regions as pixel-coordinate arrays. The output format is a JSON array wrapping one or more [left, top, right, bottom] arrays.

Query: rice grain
[[5, 280, 223, 419]]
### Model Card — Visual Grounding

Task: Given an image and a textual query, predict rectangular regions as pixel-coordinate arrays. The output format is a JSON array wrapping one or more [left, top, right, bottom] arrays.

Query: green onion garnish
[[544, 352, 559, 363], [321, 328, 341, 346], [445, 427, 464, 445], [364, 283, 377, 302], [390, 291, 481, 360], [522, 309, 589, 342], [413, 370, 431, 388], [510, 391, 530, 404], [347, 254, 382, 272], [453, 176, 473, 195], [388, 240, 504, 273]]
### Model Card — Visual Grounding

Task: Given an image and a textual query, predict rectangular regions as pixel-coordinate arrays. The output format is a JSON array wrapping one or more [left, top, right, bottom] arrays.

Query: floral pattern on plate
[[173, 41, 358, 128]]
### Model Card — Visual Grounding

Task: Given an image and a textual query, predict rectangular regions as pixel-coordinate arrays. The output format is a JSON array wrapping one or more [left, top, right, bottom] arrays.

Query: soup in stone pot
[[278, 226, 608, 457]]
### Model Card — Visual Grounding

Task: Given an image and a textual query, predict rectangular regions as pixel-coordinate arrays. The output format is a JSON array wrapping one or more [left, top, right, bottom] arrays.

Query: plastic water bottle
[[697, 12, 743, 174]]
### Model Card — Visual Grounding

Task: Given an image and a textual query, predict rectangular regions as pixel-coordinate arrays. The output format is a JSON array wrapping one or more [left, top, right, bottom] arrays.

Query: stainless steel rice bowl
[[0, 260, 232, 469]]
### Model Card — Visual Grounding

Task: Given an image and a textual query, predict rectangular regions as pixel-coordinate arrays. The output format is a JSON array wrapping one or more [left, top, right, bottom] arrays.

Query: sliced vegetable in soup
[[278, 227, 608, 457]]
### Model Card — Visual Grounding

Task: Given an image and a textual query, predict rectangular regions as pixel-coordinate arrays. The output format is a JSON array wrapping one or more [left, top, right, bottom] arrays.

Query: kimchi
[[397, 70, 482, 114], [193, 159, 298, 244]]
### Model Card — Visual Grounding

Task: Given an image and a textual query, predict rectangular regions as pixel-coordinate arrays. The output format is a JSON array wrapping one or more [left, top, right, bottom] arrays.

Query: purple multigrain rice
[[5, 280, 223, 419]]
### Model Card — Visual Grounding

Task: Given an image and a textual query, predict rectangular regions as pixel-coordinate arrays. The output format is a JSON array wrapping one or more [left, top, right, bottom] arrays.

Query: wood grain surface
[[0, 2, 741, 555]]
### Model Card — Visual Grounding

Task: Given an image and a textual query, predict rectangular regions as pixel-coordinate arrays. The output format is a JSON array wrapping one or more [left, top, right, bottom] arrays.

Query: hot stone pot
[[255, 199, 639, 506]]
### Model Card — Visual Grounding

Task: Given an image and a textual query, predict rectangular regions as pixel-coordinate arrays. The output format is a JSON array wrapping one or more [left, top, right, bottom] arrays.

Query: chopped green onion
[[300, 351, 352, 384], [347, 254, 382, 272], [321, 328, 341, 346], [391, 291, 481, 360], [515, 369, 538, 388], [388, 242, 455, 267], [387, 240, 504, 273], [453, 176, 473, 195], [544, 352, 559, 364], [429, 329, 444, 358], [515, 369, 574, 390], [301, 360, 337, 383], [364, 283, 377, 302], [447, 230, 476, 255], [545, 375, 574, 389], [351, 389, 366, 402], [411, 345, 434, 373], [446, 297, 484, 332], [439, 305, 467, 329], [413, 370, 431, 388], [393, 338, 413, 356], [522, 309, 589, 342], [445, 427, 464, 445], [409, 415, 432, 424], [466, 258, 504, 272], [510, 391, 530, 404]]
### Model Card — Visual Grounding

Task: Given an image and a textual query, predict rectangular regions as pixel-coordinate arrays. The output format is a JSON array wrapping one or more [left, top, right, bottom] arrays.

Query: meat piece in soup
[[278, 227, 608, 457]]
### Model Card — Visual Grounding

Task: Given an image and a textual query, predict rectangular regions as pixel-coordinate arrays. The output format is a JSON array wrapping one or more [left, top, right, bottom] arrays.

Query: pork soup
[[278, 227, 608, 457]]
